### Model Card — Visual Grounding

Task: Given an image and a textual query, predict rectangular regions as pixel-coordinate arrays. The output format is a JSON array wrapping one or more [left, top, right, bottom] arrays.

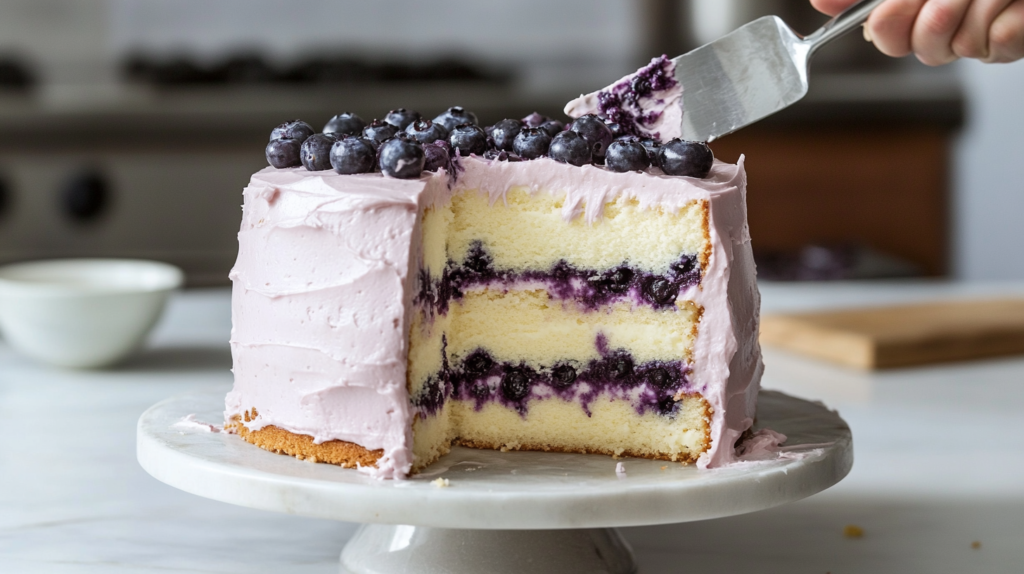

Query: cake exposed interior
[[407, 186, 713, 470]]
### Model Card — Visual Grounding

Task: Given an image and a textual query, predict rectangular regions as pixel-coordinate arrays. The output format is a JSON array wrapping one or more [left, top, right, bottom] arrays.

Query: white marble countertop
[[2, 282, 1024, 573]]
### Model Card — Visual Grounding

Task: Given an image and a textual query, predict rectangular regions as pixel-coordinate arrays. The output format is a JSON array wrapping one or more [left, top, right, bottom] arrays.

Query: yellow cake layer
[[420, 189, 709, 278], [410, 394, 710, 468], [408, 289, 700, 397]]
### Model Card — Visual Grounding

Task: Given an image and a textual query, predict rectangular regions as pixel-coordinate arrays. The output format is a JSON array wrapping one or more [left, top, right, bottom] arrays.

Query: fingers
[[865, 0, 929, 57], [912, 0, 974, 65], [985, 0, 1024, 61], [810, 0, 860, 16], [951, 0, 1015, 58]]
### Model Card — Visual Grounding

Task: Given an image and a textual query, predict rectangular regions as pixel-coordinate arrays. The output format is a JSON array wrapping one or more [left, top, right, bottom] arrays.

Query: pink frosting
[[226, 155, 761, 478]]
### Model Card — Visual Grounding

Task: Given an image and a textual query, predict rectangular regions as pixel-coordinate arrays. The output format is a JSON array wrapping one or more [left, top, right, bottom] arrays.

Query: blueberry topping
[[464, 242, 492, 273], [513, 128, 553, 160], [658, 397, 678, 416], [265, 138, 302, 168], [405, 119, 449, 144], [483, 149, 521, 162], [465, 351, 494, 375], [547, 131, 592, 166], [537, 120, 565, 137], [300, 133, 335, 171], [639, 138, 662, 166], [490, 119, 523, 152], [470, 380, 492, 399], [362, 120, 398, 149], [270, 120, 314, 143], [378, 137, 425, 179], [501, 369, 531, 401], [384, 108, 421, 131], [644, 278, 678, 306], [329, 137, 376, 175], [423, 141, 452, 172], [521, 112, 551, 128], [604, 267, 633, 294], [449, 124, 489, 156], [323, 113, 365, 137], [605, 140, 651, 172], [551, 365, 577, 389], [569, 114, 614, 159], [658, 139, 714, 178], [648, 368, 672, 389], [612, 356, 633, 379], [433, 106, 478, 131]]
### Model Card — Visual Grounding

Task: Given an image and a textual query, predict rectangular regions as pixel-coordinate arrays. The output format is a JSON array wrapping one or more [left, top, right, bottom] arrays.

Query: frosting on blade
[[564, 55, 683, 142]]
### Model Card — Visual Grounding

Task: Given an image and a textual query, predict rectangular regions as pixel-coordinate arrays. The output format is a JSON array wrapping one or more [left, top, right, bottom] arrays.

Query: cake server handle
[[803, 0, 886, 56]]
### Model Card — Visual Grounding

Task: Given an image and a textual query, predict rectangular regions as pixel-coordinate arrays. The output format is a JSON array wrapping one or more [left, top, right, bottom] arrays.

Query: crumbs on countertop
[[431, 478, 450, 488], [843, 525, 864, 539]]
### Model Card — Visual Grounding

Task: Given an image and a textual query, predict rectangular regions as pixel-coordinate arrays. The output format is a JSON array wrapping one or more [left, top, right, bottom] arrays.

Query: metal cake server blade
[[677, 0, 885, 142]]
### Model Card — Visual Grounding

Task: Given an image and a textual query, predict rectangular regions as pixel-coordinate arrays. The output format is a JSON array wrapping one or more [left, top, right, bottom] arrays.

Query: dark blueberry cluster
[[265, 104, 714, 179], [414, 241, 701, 316], [443, 346, 690, 417]]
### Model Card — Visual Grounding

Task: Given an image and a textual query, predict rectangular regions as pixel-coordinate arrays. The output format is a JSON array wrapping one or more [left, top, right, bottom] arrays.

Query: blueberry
[[671, 256, 697, 276], [648, 368, 673, 389], [604, 120, 627, 138], [658, 139, 714, 178], [513, 128, 552, 160], [483, 149, 521, 162], [362, 120, 398, 149], [538, 120, 565, 137], [329, 137, 376, 175], [378, 137, 425, 179], [644, 278, 679, 306], [639, 138, 662, 166], [300, 133, 335, 171], [551, 365, 577, 389], [501, 369, 531, 401], [266, 138, 302, 168], [465, 351, 493, 375], [270, 120, 314, 143], [433, 106, 478, 132], [490, 119, 523, 152], [658, 397, 678, 416], [605, 140, 651, 172], [569, 114, 614, 159], [612, 355, 633, 379], [449, 124, 489, 156], [604, 267, 633, 294], [521, 112, 550, 128], [423, 141, 452, 173], [470, 380, 492, 399], [384, 108, 421, 131], [547, 131, 592, 166], [323, 113, 365, 137], [405, 119, 449, 144]]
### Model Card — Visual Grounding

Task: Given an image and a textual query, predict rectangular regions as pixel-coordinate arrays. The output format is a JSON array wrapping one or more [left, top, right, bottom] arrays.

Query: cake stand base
[[341, 525, 635, 574]]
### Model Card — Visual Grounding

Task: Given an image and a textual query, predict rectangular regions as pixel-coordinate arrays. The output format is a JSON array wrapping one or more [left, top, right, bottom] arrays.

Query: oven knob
[[62, 171, 109, 221]]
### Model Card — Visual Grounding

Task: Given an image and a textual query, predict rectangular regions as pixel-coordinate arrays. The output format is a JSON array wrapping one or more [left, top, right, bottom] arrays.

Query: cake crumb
[[843, 525, 864, 539], [971, 541, 981, 549], [615, 462, 627, 479], [660, 466, 668, 471], [431, 478, 450, 488]]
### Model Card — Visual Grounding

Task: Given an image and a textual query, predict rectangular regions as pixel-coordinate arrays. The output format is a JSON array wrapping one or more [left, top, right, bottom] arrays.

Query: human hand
[[811, 0, 1024, 64]]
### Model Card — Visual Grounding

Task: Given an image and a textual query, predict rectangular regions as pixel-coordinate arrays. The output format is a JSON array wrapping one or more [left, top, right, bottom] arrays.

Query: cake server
[[677, 0, 885, 141]]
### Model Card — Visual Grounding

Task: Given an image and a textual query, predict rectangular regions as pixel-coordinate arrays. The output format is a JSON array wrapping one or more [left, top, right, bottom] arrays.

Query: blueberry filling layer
[[593, 55, 677, 139], [411, 345, 693, 420], [415, 242, 701, 316]]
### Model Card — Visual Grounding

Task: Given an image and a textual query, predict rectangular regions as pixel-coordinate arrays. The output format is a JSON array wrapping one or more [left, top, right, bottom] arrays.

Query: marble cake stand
[[137, 390, 852, 574]]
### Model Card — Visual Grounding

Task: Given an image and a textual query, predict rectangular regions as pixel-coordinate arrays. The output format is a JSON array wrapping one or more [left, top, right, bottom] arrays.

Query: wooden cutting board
[[759, 299, 1024, 369]]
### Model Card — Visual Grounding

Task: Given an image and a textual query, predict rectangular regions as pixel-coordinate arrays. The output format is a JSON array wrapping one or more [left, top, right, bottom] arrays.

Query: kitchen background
[[0, 0, 1021, 285]]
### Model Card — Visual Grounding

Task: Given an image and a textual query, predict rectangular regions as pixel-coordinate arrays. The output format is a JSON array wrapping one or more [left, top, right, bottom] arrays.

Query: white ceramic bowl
[[0, 259, 184, 368]]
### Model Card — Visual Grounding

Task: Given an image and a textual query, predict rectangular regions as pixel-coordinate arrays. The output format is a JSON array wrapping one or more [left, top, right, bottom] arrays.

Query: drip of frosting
[[564, 55, 683, 142]]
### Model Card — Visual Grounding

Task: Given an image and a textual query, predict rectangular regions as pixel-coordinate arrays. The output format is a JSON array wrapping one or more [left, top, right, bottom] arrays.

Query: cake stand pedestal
[[137, 390, 852, 574]]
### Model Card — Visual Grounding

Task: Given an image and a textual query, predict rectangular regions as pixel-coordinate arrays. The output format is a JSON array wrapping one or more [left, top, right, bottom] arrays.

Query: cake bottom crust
[[226, 414, 382, 469]]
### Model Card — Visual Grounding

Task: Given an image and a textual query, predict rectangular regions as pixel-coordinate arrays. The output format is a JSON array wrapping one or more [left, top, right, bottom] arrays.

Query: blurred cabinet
[[712, 125, 950, 276]]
